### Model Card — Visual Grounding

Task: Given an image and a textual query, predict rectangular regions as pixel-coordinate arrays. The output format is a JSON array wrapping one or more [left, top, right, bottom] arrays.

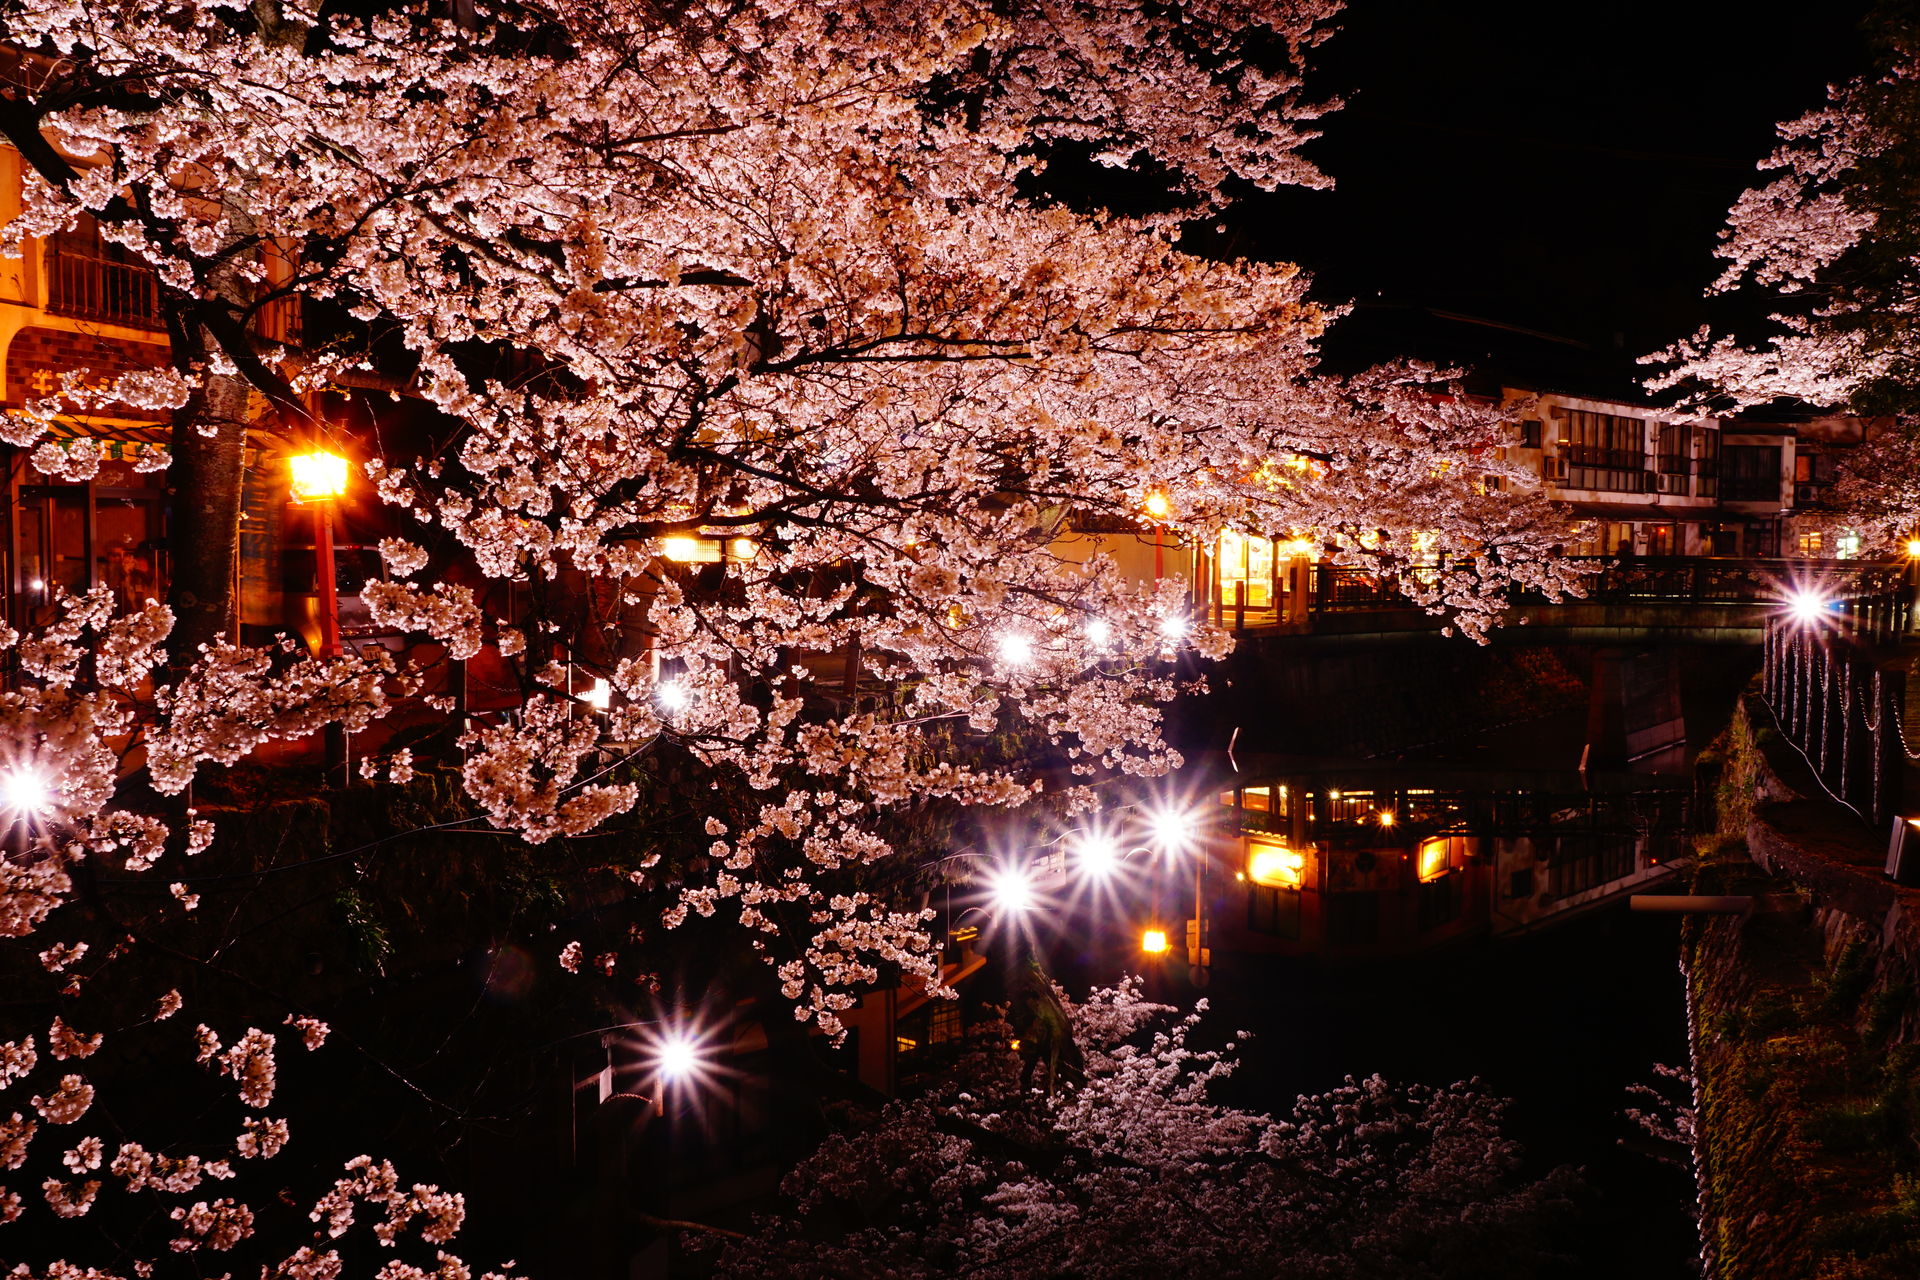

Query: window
[[1247, 841, 1305, 888], [1722, 445, 1781, 502], [1215, 529, 1276, 616], [1247, 885, 1301, 938], [1324, 892, 1379, 946], [1560, 410, 1649, 493], [1794, 452, 1836, 485], [1221, 784, 1287, 836], [1656, 423, 1691, 476], [1520, 419, 1542, 448], [46, 213, 163, 330], [13, 449, 170, 624], [1695, 429, 1720, 498], [1417, 873, 1461, 931]]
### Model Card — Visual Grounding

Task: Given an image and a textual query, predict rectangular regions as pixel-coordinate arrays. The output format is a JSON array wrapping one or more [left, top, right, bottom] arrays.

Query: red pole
[[315, 502, 342, 659]]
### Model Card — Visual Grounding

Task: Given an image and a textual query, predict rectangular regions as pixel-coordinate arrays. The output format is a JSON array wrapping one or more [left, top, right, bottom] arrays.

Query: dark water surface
[[1198, 905, 1698, 1276]]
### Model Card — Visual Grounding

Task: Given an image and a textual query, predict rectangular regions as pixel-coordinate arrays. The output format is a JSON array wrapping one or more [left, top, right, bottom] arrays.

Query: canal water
[[1201, 907, 1697, 1278], [1147, 640, 1743, 1276]]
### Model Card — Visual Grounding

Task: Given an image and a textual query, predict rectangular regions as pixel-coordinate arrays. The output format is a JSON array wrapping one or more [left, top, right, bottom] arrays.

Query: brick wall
[[5, 324, 169, 415]]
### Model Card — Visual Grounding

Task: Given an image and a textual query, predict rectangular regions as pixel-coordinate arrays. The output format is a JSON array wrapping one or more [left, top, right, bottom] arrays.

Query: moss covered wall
[[1687, 695, 1920, 1279]]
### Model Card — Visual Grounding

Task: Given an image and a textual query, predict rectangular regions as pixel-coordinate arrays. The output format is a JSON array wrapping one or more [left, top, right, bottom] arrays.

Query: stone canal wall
[[1685, 692, 1920, 1278]]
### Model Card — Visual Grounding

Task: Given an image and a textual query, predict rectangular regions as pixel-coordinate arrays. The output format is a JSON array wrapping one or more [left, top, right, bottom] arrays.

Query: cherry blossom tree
[[0, 0, 1580, 1028], [706, 980, 1582, 1279], [0, 1, 1587, 1270], [1645, 5, 1920, 537]]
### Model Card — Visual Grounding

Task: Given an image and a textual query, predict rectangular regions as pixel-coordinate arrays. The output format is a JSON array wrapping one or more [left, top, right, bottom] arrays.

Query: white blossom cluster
[[714, 980, 1582, 1277]]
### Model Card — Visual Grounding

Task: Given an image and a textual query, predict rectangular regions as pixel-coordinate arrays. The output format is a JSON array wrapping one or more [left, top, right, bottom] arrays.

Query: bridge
[[1211, 556, 1913, 647]]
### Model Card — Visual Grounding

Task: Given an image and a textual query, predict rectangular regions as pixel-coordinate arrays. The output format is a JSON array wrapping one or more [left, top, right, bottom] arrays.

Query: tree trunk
[[164, 374, 251, 667]]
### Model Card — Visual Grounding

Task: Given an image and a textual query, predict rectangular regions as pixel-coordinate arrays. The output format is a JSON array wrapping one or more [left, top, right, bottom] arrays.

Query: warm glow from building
[[660, 535, 723, 563], [1418, 838, 1453, 883], [1247, 842, 1305, 889], [288, 450, 349, 502], [583, 678, 612, 711], [1141, 928, 1170, 955]]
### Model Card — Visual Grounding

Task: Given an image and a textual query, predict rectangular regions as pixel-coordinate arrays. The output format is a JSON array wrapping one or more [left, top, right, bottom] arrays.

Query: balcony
[[46, 243, 163, 331], [1720, 475, 1780, 503]]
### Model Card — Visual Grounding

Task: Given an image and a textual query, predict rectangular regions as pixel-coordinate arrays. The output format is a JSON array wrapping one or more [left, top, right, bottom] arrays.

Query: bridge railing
[[1304, 556, 1910, 630], [1762, 612, 1918, 829]]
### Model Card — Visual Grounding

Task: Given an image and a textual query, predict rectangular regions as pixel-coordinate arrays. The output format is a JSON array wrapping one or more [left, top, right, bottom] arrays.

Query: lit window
[[1418, 837, 1455, 883], [1247, 842, 1305, 889], [660, 536, 722, 563]]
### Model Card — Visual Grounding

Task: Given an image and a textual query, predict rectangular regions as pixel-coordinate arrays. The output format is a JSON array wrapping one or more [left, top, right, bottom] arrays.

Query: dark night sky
[[1233, 0, 1876, 390]]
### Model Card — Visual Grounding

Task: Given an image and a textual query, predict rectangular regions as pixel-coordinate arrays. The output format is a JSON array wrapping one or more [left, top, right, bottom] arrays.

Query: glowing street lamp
[[1143, 489, 1172, 581], [1140, 927, 1170, 955], [289, 448, 350, 663], [1149, 808, 1194, 852], [997, 633, 1036, 667], [2, 768, 48, 814], [1907, 539, 1920, 560], [651, 1031, 702, 1085], [288, 450, 349, 503], [582, 677, 612, 711], [1787, 590, 1831, 625], [989, 866, 1037, 914], [656, 680, 691, 713], [1075, 834, 1121, 878]]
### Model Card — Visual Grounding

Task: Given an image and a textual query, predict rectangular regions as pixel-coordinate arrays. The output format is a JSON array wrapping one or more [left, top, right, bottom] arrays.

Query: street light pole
[[315, 499, 341, 660], [291, 448, 350, 785]]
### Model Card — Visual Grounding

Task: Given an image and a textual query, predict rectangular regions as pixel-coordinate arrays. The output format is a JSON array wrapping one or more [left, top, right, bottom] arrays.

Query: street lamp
[[2, 768, 49, 815], [651, 1031, 702, 1086], [656, 680, 691, 713], [1143, 490, 1172, 581], [289, 448, 350, 661], [1786, 589, 1831, 626], [997, 633, 1036, 668], [988, 866, 1038, 913]]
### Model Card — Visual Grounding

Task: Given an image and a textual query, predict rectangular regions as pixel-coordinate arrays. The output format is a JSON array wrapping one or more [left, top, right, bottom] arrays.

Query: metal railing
[[46, 245, 163, 330], [1761, 612, 1918, 828], [1302, 557, 1909, 621]]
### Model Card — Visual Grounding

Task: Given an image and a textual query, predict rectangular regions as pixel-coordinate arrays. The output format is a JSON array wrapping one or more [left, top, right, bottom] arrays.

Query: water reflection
[[1211, 769, 1690, 956]]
